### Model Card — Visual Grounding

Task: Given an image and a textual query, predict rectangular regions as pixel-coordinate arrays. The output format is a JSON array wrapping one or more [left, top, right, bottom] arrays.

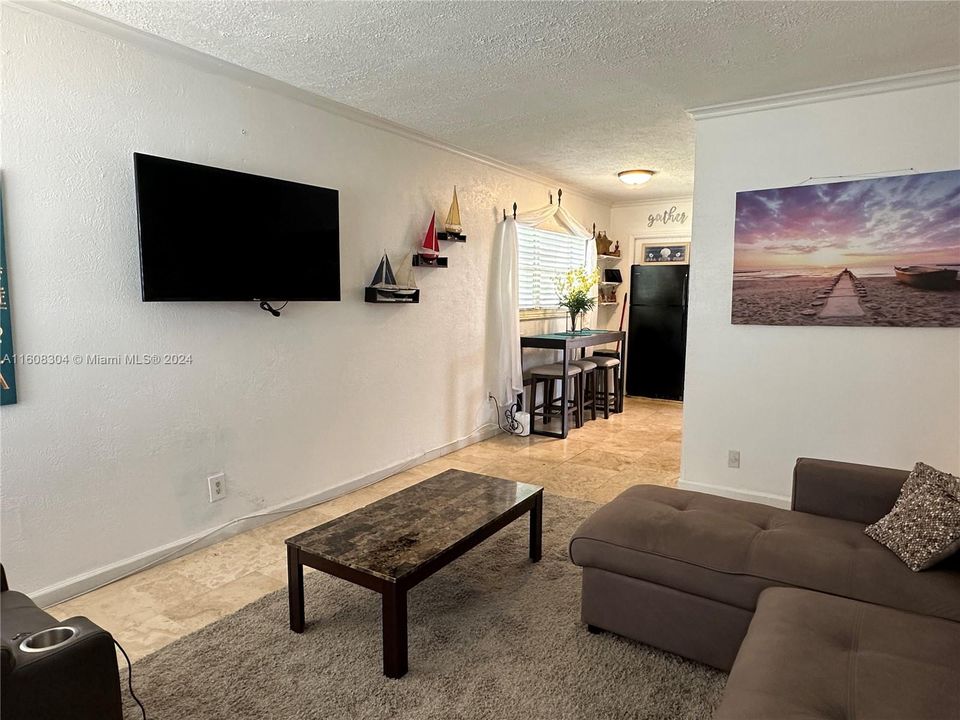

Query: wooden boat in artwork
[[894, 265, 959, 290]]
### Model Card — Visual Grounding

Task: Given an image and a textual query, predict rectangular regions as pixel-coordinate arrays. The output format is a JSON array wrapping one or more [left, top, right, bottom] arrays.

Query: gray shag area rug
[[124, 493, 725, 719]]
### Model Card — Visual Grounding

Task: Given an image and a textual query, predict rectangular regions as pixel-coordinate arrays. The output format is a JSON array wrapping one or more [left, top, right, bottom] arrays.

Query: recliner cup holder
[[19, 626, 78, 653]]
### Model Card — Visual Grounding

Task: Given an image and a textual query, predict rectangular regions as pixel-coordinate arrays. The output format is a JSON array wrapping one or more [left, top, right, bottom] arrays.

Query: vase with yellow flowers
[[554, 266, 600, 334]]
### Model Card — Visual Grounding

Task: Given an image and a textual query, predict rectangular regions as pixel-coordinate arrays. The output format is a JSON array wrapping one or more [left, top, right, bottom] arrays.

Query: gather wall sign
[[647, 205, 688, 229]]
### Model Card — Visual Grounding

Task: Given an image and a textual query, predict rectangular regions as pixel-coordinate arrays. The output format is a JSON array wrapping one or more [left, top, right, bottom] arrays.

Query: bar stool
[[588, 355, 621, 418], [591, 349, 623, 412], [528, 363, 583, 429], [570, 358, 598, 422]]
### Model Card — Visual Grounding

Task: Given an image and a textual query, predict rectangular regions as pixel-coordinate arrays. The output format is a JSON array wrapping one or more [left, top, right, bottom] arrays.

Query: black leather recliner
[[1, 565, 124, 720]]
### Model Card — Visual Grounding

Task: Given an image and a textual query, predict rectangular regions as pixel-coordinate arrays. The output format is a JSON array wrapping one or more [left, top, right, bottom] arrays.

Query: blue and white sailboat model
[[366, 251, 418, 302]]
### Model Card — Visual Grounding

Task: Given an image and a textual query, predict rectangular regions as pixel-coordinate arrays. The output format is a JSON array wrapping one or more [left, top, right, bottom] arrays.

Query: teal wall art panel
[[1, 191, 17, 405]]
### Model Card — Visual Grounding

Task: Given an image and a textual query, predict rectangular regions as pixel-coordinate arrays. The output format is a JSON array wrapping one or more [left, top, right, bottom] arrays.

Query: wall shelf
[[413, 256, 449, 267], [365, 287, 420, 304], [598, 254, 622, 261], [437, 231, 466, 242]]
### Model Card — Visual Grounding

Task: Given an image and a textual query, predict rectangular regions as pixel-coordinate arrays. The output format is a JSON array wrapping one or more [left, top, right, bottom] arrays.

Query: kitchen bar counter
[[520, 329, 625, 438]]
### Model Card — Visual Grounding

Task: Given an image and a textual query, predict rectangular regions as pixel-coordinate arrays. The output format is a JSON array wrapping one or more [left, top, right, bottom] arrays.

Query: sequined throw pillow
[[865, 462, 960, 572]]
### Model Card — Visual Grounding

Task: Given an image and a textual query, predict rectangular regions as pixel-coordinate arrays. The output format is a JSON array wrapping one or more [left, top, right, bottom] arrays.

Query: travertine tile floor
[[48, 397, 681, 662]]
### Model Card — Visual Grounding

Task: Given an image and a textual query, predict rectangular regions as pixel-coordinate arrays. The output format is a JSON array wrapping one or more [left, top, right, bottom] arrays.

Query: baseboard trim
[[676, 479, 791, 509], [34, 425, 500, 608]]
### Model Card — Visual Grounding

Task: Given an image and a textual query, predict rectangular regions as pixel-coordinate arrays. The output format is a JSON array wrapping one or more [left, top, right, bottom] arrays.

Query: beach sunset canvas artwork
[[732, 170, 960, 327]]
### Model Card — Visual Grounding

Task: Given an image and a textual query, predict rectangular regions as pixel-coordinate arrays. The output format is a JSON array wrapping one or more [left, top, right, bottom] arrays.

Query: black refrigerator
[[627, 264, 688, 400]]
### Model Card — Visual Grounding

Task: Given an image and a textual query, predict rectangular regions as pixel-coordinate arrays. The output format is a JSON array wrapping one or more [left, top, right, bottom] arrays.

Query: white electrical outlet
[[208, 473, 226, 502], [728, 450, 741, 469]]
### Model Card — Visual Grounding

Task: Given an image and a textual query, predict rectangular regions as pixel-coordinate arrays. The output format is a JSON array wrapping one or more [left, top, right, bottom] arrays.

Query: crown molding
[[7, 0, 614, 206], [687, 66, 960, 121], [611, 194, 693, 209]]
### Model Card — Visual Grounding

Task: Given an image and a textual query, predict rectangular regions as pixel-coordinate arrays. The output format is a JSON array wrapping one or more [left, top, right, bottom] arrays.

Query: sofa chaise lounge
[[714, 585, 960, 719], [570, 457, 960, 671]]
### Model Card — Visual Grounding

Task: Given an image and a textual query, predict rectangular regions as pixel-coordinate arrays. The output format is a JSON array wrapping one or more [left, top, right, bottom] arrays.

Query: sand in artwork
[[732, 170, 960, 327], [732, 272, 960, 327]]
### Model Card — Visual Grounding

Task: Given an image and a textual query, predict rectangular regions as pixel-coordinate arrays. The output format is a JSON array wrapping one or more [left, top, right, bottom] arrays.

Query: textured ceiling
[[72, 1, 960, 202]]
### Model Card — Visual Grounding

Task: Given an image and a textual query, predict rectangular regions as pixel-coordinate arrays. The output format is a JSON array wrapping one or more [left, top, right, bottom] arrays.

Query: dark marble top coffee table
[[285, 469, 544, 678]]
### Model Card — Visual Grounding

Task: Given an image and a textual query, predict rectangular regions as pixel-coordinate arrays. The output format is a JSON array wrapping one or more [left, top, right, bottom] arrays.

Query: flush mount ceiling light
[[617, 169, 656, 186]]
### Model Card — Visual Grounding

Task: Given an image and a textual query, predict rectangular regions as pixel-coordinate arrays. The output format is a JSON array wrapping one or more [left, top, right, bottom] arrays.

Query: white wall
[[610, 198, 693, 262], [681, 80, 960, 506], [608, 197, 693, 332], [0, 5, 610, 600]]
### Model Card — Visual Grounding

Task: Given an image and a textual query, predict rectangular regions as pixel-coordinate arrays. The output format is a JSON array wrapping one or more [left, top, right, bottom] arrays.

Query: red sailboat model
[[413, 211, 448, 267], [420, 212, 439, 260]]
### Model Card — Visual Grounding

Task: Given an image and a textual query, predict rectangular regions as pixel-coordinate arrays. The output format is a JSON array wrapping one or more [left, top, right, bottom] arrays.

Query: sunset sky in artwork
[[733, 170, 960, 271]]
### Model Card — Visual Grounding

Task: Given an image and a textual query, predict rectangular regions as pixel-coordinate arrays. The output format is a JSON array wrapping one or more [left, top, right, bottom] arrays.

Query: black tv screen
[[134, 153, 340, 301]]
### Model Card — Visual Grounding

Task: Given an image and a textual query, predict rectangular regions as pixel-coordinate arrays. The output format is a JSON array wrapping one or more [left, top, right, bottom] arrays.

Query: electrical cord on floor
[[115, 639, 147, 720], [490, 395, 524, 435]]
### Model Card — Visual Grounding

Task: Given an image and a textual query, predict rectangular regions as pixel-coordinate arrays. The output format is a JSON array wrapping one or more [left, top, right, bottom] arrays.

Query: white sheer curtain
[[516, 204, 592, 240], [490, 203, 596, 408], [581, 223, 599, 330], [490, 218, 522, 407]]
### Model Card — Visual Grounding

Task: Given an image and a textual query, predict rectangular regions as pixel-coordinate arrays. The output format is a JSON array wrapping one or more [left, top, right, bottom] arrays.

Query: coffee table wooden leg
[[287, 545, 305, 633], [382, 585, 408, 678], [530, 492, 543, 562]]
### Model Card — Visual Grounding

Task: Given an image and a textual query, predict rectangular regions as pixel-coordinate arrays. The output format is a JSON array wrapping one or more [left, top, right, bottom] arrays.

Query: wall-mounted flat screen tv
[[134, 153, 340, 302]]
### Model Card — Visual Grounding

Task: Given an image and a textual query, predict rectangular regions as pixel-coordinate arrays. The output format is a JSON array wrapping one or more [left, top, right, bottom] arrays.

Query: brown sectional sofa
[[570, 458, 960, 718], [714, 587, 960, 719]]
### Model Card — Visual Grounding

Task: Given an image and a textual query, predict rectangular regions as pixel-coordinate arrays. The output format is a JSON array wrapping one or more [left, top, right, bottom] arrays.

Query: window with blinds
[[517, 225, 588, 316]]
